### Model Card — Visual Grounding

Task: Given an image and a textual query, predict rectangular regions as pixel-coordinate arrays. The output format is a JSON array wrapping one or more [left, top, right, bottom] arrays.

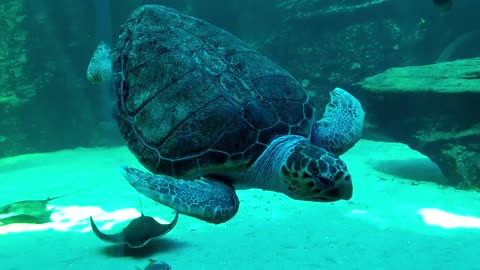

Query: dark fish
[[89, 211, 179, 248], [433, 0, 453, 12], [0, 189, 87, 225], [143, 259, 172, 270]]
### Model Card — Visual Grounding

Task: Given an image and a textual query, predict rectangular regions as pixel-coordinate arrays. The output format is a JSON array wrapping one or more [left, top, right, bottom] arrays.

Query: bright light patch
[[348, 209, 390, 229], [350, 209, 367, 214], [0, 206, 171, 234], [418, 208, 480, 229]]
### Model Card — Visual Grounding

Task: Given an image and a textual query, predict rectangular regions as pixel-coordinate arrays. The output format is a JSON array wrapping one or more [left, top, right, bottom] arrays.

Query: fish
[[0, 189, 87, 225], [89, 211, 179, 248], [144, 259, 172, 270]]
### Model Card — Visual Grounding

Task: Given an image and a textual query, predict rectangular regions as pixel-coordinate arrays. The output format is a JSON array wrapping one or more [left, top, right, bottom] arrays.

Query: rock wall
[[358, 57, 480, 189], [0, 0, 35, 152], [0, 0, 195, 158]]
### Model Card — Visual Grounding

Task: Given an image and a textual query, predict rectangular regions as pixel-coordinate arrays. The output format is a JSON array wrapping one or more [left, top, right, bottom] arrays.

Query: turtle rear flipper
[[121, 166, 239, 224]]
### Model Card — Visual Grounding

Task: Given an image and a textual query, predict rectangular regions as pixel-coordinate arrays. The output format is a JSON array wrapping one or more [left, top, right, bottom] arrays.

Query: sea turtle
[[87, 5, 365, 224]]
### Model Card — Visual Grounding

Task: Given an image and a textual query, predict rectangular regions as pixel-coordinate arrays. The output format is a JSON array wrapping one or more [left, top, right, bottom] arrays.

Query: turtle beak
[[334, 178, 353, 200], [331, 171, 353, 200], [313, 173, 353, 202]]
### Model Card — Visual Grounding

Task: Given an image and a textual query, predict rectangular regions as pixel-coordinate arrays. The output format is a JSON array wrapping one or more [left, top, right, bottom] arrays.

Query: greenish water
[[1, 1, 479, 269]]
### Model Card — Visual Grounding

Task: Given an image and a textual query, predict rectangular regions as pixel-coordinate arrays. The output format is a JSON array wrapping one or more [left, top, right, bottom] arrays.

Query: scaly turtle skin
[[87, 5, 365, 224]]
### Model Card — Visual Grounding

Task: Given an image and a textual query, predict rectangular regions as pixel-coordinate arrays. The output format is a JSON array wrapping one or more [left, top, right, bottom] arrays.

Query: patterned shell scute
[[113, 5, 315, 179]]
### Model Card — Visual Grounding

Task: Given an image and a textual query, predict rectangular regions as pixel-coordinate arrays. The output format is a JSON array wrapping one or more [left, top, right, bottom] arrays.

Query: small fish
[[433, 0, 453, 13], [0, 189, 87, 225], [89, 211, 179, 248], [141, 259, 172, 270]]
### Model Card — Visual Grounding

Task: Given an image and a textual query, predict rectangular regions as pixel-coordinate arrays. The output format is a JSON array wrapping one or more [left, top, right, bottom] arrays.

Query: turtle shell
[[112, 5, 315, 179]]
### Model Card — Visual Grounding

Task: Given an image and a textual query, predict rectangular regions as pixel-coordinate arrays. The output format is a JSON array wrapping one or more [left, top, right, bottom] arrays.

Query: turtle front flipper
[[121, 167, 239, 224], [311, 87, 365, 155], [86, 41, 112, 84]]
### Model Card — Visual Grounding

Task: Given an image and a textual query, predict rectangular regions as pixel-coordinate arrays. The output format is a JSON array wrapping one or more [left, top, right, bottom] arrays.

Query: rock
[[0, 0, 129, 158], [261, 0, 434, 114], [358, 57, 480, 189], [0, 0, 35, 106], [0, 0, 35, 157], [277, 0, 391, 19], [0, 94, 26, 106], [0, 0, 34, 97]]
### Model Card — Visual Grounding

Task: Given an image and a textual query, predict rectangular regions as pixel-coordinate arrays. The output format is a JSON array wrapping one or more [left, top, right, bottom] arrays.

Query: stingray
[[0, 189, 87, 226], [89, 212, 179, 248], [89, 196, 179, 248]]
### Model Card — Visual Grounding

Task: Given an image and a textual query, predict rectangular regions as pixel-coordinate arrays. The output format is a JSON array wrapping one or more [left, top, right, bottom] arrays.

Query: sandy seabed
[[0, 139, 479, 270]]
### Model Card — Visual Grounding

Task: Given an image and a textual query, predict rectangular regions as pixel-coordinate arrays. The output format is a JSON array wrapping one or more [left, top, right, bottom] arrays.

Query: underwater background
[[1, 0, 479, 269]]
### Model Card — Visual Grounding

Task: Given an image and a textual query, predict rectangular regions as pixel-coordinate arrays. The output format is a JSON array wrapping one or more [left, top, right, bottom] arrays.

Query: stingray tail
[[46, 188, 89, 202]]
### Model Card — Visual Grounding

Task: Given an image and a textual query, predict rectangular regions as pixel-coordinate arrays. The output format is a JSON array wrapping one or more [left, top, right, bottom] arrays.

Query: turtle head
[[87, 41, 113, 84], [280, 142, 352, 202]]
